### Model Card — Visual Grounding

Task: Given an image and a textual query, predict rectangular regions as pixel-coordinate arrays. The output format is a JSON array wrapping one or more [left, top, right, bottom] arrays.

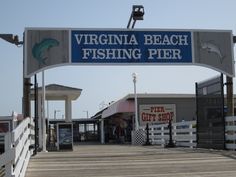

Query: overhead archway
[[24, 28, 235, 78]]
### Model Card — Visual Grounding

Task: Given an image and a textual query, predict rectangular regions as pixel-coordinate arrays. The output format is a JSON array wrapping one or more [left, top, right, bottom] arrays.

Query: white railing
[[172, 121, 196, 148], [225, 116, 236, 150], [0, 117, 34, 177], [140, 117, 236, 150], [140, 120, 197, 148]]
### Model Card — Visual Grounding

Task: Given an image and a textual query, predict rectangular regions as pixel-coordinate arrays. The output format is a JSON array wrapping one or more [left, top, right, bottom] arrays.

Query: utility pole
[[127, 5, 145, 131]]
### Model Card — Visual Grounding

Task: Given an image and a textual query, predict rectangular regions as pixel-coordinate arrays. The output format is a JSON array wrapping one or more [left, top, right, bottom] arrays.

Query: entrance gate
[[196, 74, 225, 149], [24, 28, 235, 150]]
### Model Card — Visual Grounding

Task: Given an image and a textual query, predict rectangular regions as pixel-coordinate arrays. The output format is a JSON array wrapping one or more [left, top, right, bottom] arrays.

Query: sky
[[1, 0, 236, 119]]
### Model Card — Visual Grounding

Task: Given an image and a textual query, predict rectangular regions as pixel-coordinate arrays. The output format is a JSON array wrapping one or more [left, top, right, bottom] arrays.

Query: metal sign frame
[[24, 28, 235, 77]]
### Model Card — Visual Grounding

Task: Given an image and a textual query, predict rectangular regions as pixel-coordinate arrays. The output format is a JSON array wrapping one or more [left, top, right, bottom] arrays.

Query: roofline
[[124, 93, 196, 100], [49, 118, 98, 122], [31, 84, 82, 92]]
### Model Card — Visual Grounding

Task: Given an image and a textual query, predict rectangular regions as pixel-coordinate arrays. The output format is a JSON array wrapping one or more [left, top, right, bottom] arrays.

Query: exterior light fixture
[[0, 34, 23, 46], [127, 5, 145, 29], [132, 5, 145, 21]]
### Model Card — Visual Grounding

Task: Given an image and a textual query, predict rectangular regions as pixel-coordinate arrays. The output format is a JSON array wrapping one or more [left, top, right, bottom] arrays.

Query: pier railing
[[0, 117, 34, 177], [138, 117, 236, 150], [225, 116, 236, 150], [146, 120, 197, 148]]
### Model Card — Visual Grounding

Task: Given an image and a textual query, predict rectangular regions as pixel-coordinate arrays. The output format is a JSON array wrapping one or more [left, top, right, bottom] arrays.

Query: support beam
[[100, 118, 105, 144], [34, 74, 39, 155], [23, 78, 31, 117], [42, 71, 47, 152], [65, 97, 72, 122], [38, 95, 43, 150], [226, 76, 234, 116]]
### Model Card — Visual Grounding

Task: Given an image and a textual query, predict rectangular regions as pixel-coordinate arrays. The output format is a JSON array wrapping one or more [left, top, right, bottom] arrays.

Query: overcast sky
[[0, 0, 236, 119]]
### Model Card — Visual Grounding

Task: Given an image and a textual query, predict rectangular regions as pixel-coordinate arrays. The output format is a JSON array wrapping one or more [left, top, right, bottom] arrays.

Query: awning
[[102, 99, 134, 119], [30, 84, 82, 100]]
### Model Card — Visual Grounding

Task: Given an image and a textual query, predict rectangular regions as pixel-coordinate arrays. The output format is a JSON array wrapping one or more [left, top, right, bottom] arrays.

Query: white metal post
[[132, 73, 139, 131], [189, 123, 193, 148], [42, 71, 47, 152], [38, 95, 42, 149], [161, 126, 165, 147]]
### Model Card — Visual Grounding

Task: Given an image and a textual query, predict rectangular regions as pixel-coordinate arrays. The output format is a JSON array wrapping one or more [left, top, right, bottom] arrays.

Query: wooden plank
[[25, 145, 236, 177]]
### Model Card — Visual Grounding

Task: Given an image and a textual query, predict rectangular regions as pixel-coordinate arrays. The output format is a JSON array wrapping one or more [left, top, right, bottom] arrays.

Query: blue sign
[[25, 28, 234, 77], [71, 30, 192, 64]]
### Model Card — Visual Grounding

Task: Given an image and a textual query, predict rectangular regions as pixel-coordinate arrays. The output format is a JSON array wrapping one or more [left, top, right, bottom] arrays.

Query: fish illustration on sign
[[32, 38, 59, 65], [201, 41, 225, 63]]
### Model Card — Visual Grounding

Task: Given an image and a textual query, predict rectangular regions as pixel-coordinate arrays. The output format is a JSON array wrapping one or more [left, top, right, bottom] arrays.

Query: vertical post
[[195, 82, 199, 147], [161, 126, 165, 147], [42, 71, 47, 152], [221, 74, 226, 150], [127, 5, 144, 132], [93, 123, 96, 134], [100, 118, 105, 144], [47, 100, 50, 146], [34, 74, 38, 155], [84, 123, 87, 141], [132, 115, 135, 131], [4, 132, 13, 176], [166, 119, 175, 148], [38, 94, 42, 149], [169, 120, 173, 144], [134, 81, 138, 130], [65, 97, 72, 122], [23, 78, 31, 117], [132, 73, 139, 131], [22, 35, 31, 118], [144, 123, 151, 145], [189, 123, 193, 148], [226, 76, 234, 116], [173, 124, 177, 137]]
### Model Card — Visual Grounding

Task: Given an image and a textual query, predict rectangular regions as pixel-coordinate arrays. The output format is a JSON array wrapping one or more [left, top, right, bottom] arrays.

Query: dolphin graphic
[[201, 41, 225, 63], [32, 38, 59, 65]]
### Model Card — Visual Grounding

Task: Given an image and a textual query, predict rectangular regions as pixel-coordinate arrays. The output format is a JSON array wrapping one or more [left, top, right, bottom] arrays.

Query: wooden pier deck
[[26, 144, 236, 177]]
